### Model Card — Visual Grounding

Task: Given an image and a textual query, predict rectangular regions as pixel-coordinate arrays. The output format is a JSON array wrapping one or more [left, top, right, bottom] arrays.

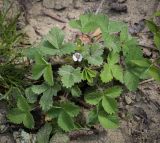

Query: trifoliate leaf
[[23, 113, 35, 129], [85, 92, 103, 105], [82, 44, 103, 66], [100, 64, 113, 83], [98, 112, 119, 129], [58, 65, 82, 88], [104, 86, 122, 98], [102, 96, 118, 114], [124, 71, 139, 91], [61, 102, 80, 117], [38, 30, 75, 56], [58, 111, 75, 132], [46, 27, 64, 49], [71, 85, 82, 97], [36, 123, 52, 143]]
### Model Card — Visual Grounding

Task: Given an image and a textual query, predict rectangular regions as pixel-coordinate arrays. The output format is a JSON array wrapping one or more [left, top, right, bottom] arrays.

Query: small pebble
[[125, 96, 132, 105]]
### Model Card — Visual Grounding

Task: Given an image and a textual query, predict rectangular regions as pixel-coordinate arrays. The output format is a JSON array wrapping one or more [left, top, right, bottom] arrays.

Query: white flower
[[72, 52, 83, 62]]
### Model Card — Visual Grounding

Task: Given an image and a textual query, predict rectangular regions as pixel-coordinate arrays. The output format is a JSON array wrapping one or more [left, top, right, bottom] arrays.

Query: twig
[[42, 9, 66, 23], [138, 44, 158, 51], [69, 128, 100, 140], [139, 78, 154, 85], [95, 0, 105, 14]]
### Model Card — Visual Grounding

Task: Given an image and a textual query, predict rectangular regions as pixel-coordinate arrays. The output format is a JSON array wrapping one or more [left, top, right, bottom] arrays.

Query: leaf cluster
[[6, 13, 160, 143]]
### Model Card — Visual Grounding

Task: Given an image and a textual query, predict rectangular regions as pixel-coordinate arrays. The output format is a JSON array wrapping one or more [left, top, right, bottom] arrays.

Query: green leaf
[[71, 85, 82, 97], [154, 11, 160, 17], [46, 27, 64, 49], [32, 64, 46, 80], [104, 86, 122, 98], [82, 68, 97, 83], [103, 34, 121, 52], [111, 65, 123, 83], [58, 111, 75, 132], [146, 20, 159, 33], [102, 96, 118, 114], [43, 64, 54, 86], [40, 86, 59, 111], [100, 64, 113, 83], [58, 65, 82, 88], [25, 88, 38, 103], [124, 71, 139, 91], [98, 112, 119, 129], [31, 83, 48, 94], [154, 32, 160, 50], [96, 14, 109, 32], [69, 14, 98, 33], [17, 96, 31, 112], [87, 109, 98, 125], [125, 47, 143, 62], [148, 65, 160, 82], [107, 52, 119, 65], [61, 102, 80, 117], [23, 113, 35, 129], [85, 92, 102, 105], [69, 19, 82, 30], [7, 108, 35, 129], [36, 123, 52, 143], [47, 106, 62, 119], [32, 54, 47, 80], [120, 28, 129, 42], [7, 108, 25, 124], [79, 14, 98, 33], [82, 44, 103, 66], [60, 43, 75, 55], [108, 20, 127, 33]]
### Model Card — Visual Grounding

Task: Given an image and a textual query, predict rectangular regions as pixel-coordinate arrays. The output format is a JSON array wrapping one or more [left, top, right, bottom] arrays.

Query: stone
[[124, 96, 132, 105], [106, 129, 125, 143], [23, 25, 37, 44], [0, 134, 15, 143], [118, 0, 127, 3], [73, 0, 82, 9], [0, 101, 8, 133], [43, 0, 73, 10]]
